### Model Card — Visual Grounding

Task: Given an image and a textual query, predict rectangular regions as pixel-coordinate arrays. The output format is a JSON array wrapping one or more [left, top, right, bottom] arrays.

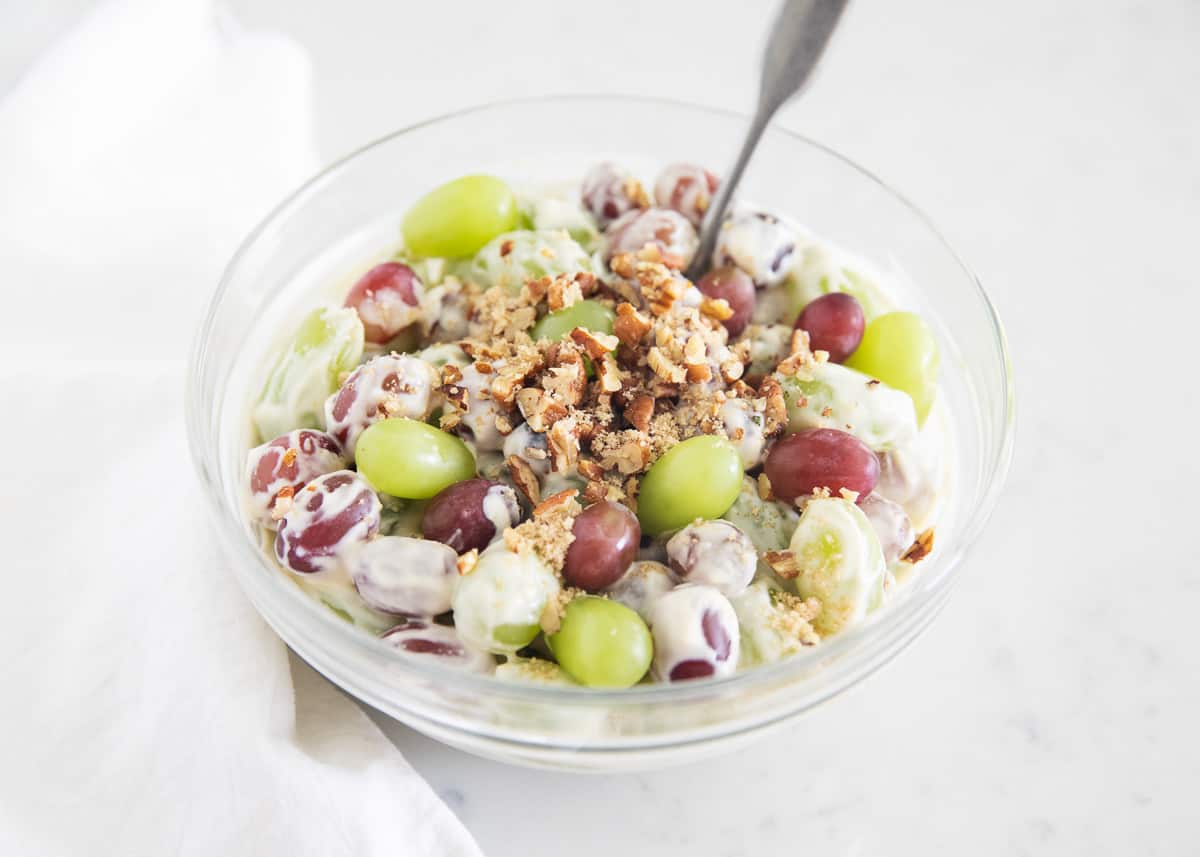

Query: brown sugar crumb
[[456, 548, 480, 576], [646, 411, 682, 459], [902, 528, 935, 563], [768, 590, 821, 645], [763, 549, 802, 580], [507, 455, 541, 504], [505, 489, 581, 571], [280, 447, 298, 468]]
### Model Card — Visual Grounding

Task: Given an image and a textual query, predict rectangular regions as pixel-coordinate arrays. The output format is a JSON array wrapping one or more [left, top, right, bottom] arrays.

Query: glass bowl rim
[[186, 93, 1016, 708]]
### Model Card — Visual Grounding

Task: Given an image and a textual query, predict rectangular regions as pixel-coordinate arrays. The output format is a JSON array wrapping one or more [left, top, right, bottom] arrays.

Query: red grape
[[246, 429, 345, 525], [581, 162, 646, 227], [859, 493, 915, 565], [695, 266, 755, 337], [421, 478, 521, 553], [649, 584, 740, 682], [794, 292, 865, 363], [666, 520, 756, 597], [563, 501, 641, 592], [712, 212, 797, 288], [381, 619, 494, 672], [654, 163, 719, 227], [274, 471, 381, 575], [344, 262, 423, 344], [349, 535, 458, 615], [604, 208, 698, 270], [764, 428, 879, 503], [324, 353, 437, 459]]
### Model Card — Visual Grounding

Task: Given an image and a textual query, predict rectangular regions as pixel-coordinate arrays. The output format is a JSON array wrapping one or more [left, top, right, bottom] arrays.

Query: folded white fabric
[[0, 2, 482, 855]]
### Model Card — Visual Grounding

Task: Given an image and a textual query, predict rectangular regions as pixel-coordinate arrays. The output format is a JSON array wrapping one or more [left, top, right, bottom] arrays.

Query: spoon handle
[[686, 0, 849, 281]]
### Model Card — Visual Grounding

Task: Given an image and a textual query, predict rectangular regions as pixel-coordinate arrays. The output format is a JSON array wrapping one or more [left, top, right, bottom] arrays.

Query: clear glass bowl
[[187, 96, 1014, 772]]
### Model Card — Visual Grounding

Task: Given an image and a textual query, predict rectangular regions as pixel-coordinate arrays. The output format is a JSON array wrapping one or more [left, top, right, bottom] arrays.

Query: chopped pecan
[[595, 353, 623, 393], [759, 374, 788, 434], [647, 346, 686, 384], [499, 239, 515, 258], [623, 394, 654, 433], [614, 302, 652, 348], [764, 550, 802, 580], [507, 455, 541, 504], [582, 480, 608, 505], [441, 364, 463, 385], [569, 326, 619, 359], [902, 528, 935, 563], [546, 273, 584, 311], [547, 416, 580, 472], [719, 358, 745, 383], [622, 178, 650, 209], [533, 487, 580, 517], [457, 548, 480, 576], [699, 296, 734, 321], [686, 363, 713, 384], [576, 459, 605, 482]]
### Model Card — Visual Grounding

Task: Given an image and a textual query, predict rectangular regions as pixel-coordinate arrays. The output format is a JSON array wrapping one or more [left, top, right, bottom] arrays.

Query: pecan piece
[[764, 550, 802, 580], [623, 394, 654, 433], [507, 454, 541, 504], [613, 302, 652, 348]]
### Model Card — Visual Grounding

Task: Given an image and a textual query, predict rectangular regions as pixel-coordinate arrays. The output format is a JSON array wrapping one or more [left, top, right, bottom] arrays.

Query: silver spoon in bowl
[[685, 0, 850, 282]]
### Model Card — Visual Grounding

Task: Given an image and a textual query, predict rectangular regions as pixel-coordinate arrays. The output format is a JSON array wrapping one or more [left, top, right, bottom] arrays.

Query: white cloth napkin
[[0, 2, 483, 855]]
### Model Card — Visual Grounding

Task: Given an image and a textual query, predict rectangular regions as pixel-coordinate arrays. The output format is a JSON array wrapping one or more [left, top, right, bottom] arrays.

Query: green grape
[[401, 175, 519, 259], [495, 657, 577, 685], [637, 436, 744, 536], [732, 581, 814, 667], [548, 597, 652, 688], [355, 418, 476, 499], [417, 342, 470, 369], [293, 574, 394, 634], [523, 192, 602, 252], [531, 299, 614, 343], [377, 496, 428, 537], [788, 497, 885, 636], [253, 306, 364, 442], [785, 243, 892, 323], [451, 545, 560, 654], [779, 361, 917, 452], [845, 311, 941, 425], [722, 476, 799, 553], [470, 230, 592, 293]]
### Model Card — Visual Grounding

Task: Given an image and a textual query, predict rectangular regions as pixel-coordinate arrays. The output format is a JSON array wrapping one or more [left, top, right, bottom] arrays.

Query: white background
[[6, 1, 1198, 854]]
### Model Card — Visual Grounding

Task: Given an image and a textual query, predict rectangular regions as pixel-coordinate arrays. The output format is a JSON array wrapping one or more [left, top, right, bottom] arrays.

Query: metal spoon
[[685, 0, 850, 282]]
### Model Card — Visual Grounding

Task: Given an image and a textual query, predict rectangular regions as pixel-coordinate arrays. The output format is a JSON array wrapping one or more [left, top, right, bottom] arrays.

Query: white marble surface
[[9, 0, 1197, 853]]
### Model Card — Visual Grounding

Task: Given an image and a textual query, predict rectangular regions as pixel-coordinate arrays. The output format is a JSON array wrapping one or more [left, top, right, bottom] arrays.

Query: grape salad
[[245, 163, 944, 689]]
